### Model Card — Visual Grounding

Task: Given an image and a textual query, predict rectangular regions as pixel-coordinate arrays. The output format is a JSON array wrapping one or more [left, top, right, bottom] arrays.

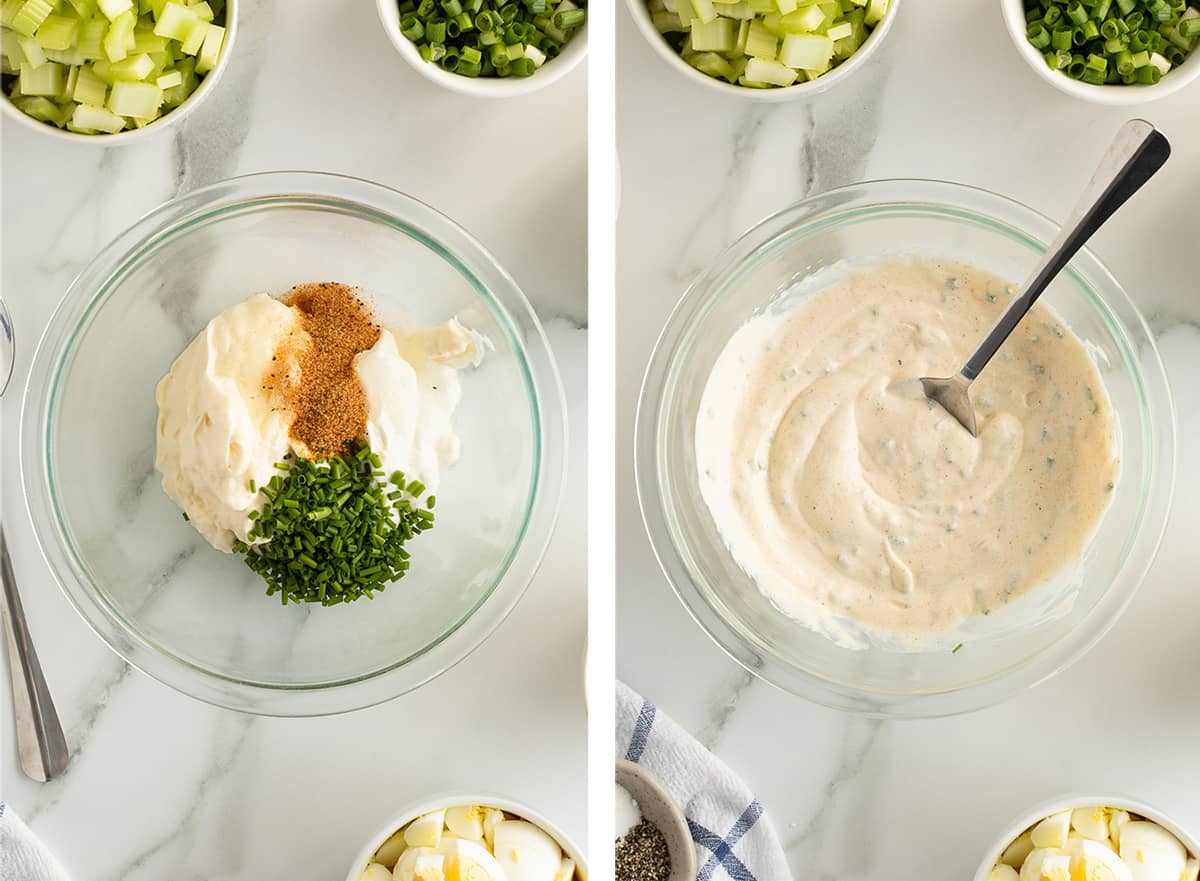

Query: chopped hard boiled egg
[[369, 806, 576, 881], [1033, 812, 1074, 850], [358, 864, 392, 881], [994, 807, 1195, 881], [406, 811, 448, 849], [1118, 822, 1187, 881], [445, 805, 486, 842], [493, 820, 563, 881]]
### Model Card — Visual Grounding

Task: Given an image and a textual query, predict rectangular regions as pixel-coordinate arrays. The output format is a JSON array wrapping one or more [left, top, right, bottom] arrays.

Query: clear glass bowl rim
[[20, 170, 568, 717], [634, 178, 1176, 719]]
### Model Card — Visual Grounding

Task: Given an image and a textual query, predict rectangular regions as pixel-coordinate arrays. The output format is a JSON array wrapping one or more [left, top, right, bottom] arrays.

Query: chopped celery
[[18, 57, 62, 93], [72, 101, 124, 130], [75, 17, 107, 58], [745, 18, 778, 56], [744, 56, 798, 84], [110, 50, 152, 78], [179, 16, 205, 54], [72, 63, 107, 103], [34, 14, 79, 51], [187, 0, 212, 20], [97, 0, 133, 21], [690, 15, 735, 49], [779, 31, 833, 68], [2, 0, 225, 134], [649, 0, 886, 88], [106, 77, 159, 115], [10, 0, 54, 37], [152, 2, 198, 40], [17, 34, 45, 66], [103, 9, 135, 60]]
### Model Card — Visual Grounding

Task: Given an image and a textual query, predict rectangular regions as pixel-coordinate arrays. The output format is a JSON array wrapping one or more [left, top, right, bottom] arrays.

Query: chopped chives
[[396, 0, 584, 79], [1022, 0, 1196, 86]]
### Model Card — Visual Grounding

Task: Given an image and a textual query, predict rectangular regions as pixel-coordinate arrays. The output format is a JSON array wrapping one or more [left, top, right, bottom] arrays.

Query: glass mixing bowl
[[635, 179, 1175, 718], [21, 172, 566, 716]]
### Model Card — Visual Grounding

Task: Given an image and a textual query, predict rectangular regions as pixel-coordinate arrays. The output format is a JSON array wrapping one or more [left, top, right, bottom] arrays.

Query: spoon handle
[[959, 119, 1170, 383], [0, 528, 69, 781]]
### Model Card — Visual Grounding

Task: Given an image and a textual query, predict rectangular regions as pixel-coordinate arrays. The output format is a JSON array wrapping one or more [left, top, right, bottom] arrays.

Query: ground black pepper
[[616, 820, 672, 881]]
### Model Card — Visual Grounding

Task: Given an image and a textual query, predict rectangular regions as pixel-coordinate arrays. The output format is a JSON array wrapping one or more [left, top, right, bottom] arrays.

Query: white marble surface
[[617, 2, 1200, 878], [0, 3, 586, 878]]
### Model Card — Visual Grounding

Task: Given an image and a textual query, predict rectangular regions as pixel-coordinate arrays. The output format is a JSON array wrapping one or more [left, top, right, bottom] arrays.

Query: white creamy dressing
[[695, 258, 1118, 642], [155, 292, 484, 552]]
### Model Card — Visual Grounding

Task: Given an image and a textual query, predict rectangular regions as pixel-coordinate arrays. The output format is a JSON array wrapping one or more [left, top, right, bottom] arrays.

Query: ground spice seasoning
[[278, 282, 381, 458], [616, 820, 673, 881]]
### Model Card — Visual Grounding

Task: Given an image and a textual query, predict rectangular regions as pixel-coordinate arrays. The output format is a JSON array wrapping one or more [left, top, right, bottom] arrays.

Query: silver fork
[[920, 119, 1171, 436], [0, 297, 69, 781]]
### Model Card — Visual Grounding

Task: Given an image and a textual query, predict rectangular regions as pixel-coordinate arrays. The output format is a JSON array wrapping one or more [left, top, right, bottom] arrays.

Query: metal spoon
[[0, 297, 69, 781], [919, 119, 1170, 436]]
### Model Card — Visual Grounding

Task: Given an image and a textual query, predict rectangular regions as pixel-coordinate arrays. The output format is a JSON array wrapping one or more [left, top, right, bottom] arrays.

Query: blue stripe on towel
[[625, 699, 656, 763], [689, 800, 763, 881]]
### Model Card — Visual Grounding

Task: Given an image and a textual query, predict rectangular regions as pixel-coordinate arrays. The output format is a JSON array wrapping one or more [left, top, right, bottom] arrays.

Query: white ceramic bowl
[[344, 794, 588, 881], [973, 794, 1200, 881], [1000, 0, 1200, 104], [0, 0, 238, 144], [375, 0, 587, 97], [623, 0, 900, 101]]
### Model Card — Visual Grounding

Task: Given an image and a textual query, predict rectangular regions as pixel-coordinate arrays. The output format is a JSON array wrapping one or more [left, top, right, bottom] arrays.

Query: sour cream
[[695, 258, 1118, 643], [155, 292, 483, 552]]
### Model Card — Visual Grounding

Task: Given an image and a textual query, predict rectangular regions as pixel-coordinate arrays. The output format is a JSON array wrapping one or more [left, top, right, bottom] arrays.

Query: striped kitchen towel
[[0, 802, 70, 881], [617, 681, 791, 881]]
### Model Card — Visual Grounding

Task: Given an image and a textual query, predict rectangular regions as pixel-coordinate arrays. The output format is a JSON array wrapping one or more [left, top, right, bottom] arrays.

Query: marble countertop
[[0, 2, 586, 878], [617, 2, 1200, 878]]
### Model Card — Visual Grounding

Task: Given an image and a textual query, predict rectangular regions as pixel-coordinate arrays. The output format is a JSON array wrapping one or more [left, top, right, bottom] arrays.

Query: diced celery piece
[[743, 56, 797, 84], [75, 17, 107, 58], [10, 0, 54, 36], [825, 20, 852, 39], [13, 94, 59, 120], [691, 0, 718, 23], [0, 31, 24, 72], [1, 0, 24, 26], [154, 67, 180, 87], [59, 62, 80, 99], [690, 15, 736, 50], [17, 35, 46, 67], [747, 0, 775, 11], [685, 49, 735, 78], [66, 0, 98, 15], [72, 101, 124, 131], [732, 16, 750, 52], [103, 8, 134, 59], [34, 13, 80, 51], [45, 46, 85, 64], [73, 63, 108, 103], [110, 50, 153, 78], [863, 0, 886, 25], [132, 24, 168, 53], [651, 9, 685, 31], [152, 1, 197, 40], [149, 0, 168, 17], [18, 58, 64, 93], [761, 11, 783, 34], [781, 3, 826, 31], [775, 0, 797, 12], [180, 16, 206, 54], [91, 57, 115, 81], [187, 0, 212, 20], [778, 31, 833, 68], [713, 1, 754, 18], [107, 77, 160, 115], [745, 18, 778, 56], [97, 0, 133, 20]]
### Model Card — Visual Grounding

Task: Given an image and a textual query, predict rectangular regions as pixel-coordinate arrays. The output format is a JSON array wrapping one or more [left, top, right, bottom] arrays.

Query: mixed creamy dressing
[[695, 258, 1118, 643], [155, 292, 484, 552]]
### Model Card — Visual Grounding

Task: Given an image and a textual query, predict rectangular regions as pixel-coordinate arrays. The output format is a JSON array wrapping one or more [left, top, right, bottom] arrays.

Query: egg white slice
[[1118, 822, 1187, 881], [493, 821, 562, 881]]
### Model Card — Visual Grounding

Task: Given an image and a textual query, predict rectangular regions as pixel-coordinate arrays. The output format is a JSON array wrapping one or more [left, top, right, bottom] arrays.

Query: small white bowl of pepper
[[616, 761, 696, 881]]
